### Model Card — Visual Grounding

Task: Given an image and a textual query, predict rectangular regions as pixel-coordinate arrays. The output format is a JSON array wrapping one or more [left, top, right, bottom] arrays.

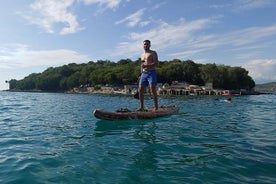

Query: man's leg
[[150, 84, 158, 110], [138, 85, 146, 110]]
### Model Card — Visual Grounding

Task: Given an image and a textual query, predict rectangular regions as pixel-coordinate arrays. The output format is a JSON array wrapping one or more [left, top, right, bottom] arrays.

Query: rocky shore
[[4, 82, 268, 96], [68, 83, 261, 96]]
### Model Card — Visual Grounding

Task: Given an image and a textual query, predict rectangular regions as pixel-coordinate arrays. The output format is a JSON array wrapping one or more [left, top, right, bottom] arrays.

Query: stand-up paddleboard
[[93, 105, 179, 121]]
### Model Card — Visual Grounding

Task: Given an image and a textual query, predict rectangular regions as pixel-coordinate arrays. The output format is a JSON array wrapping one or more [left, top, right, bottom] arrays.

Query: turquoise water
[[0, 91, 275, 184]]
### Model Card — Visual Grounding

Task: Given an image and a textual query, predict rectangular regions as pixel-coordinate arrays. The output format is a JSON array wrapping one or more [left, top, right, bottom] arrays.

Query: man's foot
[[136, 108, 147, 112]]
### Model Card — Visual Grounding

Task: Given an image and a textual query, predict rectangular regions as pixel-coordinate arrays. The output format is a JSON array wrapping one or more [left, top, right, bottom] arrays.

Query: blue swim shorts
[[139, 70, 157, 85]]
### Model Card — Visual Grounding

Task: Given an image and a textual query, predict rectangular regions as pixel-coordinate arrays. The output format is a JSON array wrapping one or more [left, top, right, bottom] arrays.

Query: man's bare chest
[[142, 53, 154, 62]]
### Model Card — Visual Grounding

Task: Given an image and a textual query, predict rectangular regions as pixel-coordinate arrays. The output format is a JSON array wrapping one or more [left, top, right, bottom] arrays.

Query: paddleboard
[[93, 105, 179, 121]]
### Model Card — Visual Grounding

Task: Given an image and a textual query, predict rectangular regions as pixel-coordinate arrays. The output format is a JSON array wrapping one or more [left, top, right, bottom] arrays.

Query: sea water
[[0, 91, 275, 184]]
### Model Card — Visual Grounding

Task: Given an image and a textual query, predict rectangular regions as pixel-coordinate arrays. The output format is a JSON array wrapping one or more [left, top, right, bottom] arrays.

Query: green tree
[[9, 58, 255, 91], [182, 60, 203, 85], [227, 67, 255, 89], [200, 63, 220, 88], [37, 73, 62, 91], [66, 72, 83, 88], [8, 79, 17, 90]]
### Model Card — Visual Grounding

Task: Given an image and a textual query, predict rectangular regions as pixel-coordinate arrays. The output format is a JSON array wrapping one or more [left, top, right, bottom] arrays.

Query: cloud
[[243, 59, 276, 83], [113, 18, 276, 60], [234, 0, 275, 11], [164, 23, 276, 60], [168, 48, 208, 59], [210, 0, 275, 11], [0, 44, 90, 69], [115, 1, 166, 27], [0, 43, 90, 90], [225, 25, 276, 46], [152, 2, 167, 10], [20, 0, 127, 34], [209, 3, 232, 9], [163, 24, 276, 67], [115, 8, 146, 27], [22, 0, 82, 35], [112, 17, 215, 58], [80, 0, 123, 10], [112, 16, 276, 85]]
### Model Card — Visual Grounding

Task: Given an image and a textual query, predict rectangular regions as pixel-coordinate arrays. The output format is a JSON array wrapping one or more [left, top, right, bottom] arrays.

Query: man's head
[[143, 40, 151, 51]]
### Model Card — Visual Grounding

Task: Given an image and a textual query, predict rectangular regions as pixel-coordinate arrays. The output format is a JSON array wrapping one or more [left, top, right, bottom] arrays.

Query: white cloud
[[210, 0, 275, 11], [22, 0, 82, 35], [0, 43, 90, 90], [225, 25, 276, 46], [168, 48, 208, 59], [112, 16, 276, 84], [209, 3, 232, 9], [80, 0, 122, 10], [115, 8, 146, 27], [234, 0, 275, 11], [112, 14, 276, 61], [181, 24, 276, 54], [115, 1, 166, 26], [243, 59, 276, 83], [152, 2, 166, 10], [112, 17, 217, 58], [0, 44, 89, 68], [20, 0, 127, 34]]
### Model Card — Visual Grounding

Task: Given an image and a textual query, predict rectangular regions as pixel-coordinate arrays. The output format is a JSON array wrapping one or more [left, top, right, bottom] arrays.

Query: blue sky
[[1, 0, 276, 90]]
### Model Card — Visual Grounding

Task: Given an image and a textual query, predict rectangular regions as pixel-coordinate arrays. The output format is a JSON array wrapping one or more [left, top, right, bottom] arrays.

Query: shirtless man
[[138, 40, 159, 111]]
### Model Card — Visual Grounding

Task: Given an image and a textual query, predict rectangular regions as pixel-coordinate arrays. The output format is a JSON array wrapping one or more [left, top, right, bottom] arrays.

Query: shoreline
[[2, 88, 272, 96]]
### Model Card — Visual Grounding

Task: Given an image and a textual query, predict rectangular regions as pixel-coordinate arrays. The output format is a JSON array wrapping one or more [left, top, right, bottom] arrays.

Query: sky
[[1, 0, 276, 90]]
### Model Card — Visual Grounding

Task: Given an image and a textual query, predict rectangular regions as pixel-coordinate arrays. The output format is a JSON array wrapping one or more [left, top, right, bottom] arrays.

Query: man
[[225, 98, 232, 103], [138, 40, 158, 111]]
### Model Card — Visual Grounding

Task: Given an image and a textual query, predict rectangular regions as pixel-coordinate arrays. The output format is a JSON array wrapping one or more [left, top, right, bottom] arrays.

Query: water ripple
[[0, 92, 275, 183]]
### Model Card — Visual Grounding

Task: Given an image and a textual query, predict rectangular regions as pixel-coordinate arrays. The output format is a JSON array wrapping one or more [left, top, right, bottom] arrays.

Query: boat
[[222, 90, 241, 96], [113, 90, 129, 95], [93, 105, 179, 121]]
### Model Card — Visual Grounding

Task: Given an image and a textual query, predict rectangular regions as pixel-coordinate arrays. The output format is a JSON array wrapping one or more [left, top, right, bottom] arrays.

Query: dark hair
[[143, 40, 151, 44]]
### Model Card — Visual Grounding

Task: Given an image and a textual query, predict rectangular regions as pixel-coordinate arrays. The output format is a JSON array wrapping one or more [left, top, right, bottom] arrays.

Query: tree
[[182, 60, 203, 85], [60, 65, 75, 77], [66, 72, 84, 89], [7, 79, 17, 90], [200, 64, 220, 88], [37, 73, 62, 91], [165, 62, 184, 82], [227, 67, 255, 89], [9, 58, 255, 91]]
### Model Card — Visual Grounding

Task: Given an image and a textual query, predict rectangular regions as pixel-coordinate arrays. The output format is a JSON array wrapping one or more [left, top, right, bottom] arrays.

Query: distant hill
[[254, 82, 276, 93], [7, 60, 256, 92]]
